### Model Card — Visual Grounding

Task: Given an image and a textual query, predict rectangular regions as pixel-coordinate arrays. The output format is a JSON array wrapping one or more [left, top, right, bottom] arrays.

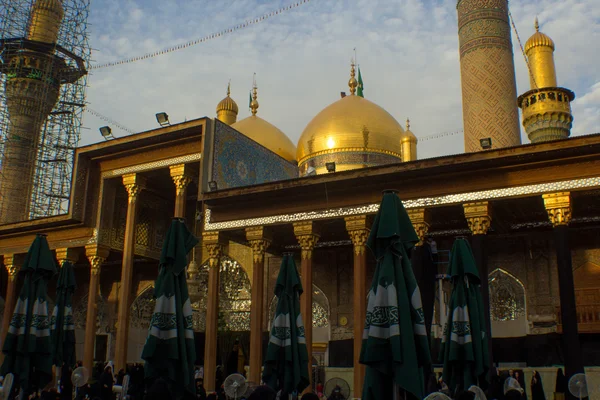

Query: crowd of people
[[3, 362, 565, 400]]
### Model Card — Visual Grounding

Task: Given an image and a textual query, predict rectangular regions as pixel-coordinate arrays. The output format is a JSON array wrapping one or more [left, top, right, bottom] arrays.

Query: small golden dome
[[216, 83, 239, 114], [402, 118, 417, 144], [525, 18, 555, 53], [297, 63, 404, 171], [27, 0, 64, 44], [231, 84, 296, 162]]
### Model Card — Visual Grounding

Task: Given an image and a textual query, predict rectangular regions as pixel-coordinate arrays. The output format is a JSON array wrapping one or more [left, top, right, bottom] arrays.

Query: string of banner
[[89, 0, 312, 70], [85, 107, 136, 134]]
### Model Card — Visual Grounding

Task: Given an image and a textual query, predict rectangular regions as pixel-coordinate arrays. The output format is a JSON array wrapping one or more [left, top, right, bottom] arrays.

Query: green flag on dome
[[249, 91, 252, 110], [357, 67, 364, 98]]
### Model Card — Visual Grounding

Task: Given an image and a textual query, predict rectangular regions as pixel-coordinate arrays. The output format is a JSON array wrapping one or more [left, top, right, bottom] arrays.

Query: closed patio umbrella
[[1, 234, 58, 395], [262, 254, 310, 395], [360, 190, 431, 400], [141, 218, 199, 399], [440, 238, 489, 393]]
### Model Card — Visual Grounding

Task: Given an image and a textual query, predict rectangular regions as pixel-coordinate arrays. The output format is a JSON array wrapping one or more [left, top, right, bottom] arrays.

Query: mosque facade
[[0, 0, 597, 399]]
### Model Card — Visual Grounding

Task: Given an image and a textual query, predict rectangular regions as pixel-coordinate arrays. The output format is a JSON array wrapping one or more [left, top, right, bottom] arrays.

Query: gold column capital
[[122, 173, 146, 203], [406, 208, 431, 245], [55, 248, 80, 266], [169, 164, 194, 196], [85, 245, 110, 276], [345, 215, 370, 256], [2, 254, 19, 279], [542, 192, 571, 227], [246, 227, 271, 264], [464, 201, 492, 235], [203, 231, 224, 268], [293, 222, 319, 260]]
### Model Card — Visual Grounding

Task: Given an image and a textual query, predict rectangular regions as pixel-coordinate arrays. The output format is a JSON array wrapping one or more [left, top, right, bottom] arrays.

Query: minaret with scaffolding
[[0, 0, 90, 224]]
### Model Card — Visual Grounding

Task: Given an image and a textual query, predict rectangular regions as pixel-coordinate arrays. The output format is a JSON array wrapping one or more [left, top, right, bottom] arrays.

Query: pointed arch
[[488, 268, 526, 322], [268, 283, 330, 329], [73, 293, 107, 330]]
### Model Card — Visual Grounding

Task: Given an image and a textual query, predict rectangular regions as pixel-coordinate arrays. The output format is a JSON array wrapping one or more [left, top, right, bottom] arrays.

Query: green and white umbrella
[[263, 254, 310, 394], [50, 260, 77, 368], [1, 234, 58, 393], [360, 191, 431, 400], [440, 238, 489, 393], [141, 219, 199, 399]]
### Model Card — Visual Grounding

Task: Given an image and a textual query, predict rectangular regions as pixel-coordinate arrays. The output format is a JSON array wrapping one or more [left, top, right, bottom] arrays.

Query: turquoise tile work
[[211, 120, 298, 189]]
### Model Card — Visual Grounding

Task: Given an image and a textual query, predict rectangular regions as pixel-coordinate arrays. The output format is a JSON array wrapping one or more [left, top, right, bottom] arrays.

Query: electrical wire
[[90, 0, 313, 70]]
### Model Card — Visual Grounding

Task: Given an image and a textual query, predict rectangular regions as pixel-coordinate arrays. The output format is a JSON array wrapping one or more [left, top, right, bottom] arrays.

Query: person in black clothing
[[116, 369, 125, 386], [60, 362, 73, 400], [246, 386, 276, 400], [195, 379, 207, 400], [143, 378, 173, 400], [99, 364, 114, 400], [531, 370, 546, 400]]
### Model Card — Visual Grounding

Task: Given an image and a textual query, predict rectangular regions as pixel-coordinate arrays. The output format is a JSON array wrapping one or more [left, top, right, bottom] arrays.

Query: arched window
[[129, 255, 252, 333], [489, 269, 526, 322], [73, 293, 107, 330], [268, 284, 330, 328]]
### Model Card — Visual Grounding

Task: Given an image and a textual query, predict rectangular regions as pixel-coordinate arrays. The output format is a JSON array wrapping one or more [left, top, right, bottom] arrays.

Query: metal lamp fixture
[[155, 112, 170, 126]]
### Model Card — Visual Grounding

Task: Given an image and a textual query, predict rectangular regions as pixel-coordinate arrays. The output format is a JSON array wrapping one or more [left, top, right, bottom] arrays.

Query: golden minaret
[[457, 0, 521, 152], [216, 82, 239, 125], [0, 0, 66, 223], [517, 18, 574, 143]]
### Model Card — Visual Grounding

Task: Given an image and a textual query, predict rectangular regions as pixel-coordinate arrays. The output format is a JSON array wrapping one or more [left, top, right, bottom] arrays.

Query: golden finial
[[534, 17, 539, 32], [406, 118, 410, 131], [348, 59, 358, 96], [251, 73, 259, 116], [227, 80, 231, 97]]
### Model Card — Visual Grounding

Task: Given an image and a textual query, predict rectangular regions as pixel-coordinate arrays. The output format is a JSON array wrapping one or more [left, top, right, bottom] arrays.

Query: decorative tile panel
[[211, 120, 298, 190], [204, 176, 600, 231]]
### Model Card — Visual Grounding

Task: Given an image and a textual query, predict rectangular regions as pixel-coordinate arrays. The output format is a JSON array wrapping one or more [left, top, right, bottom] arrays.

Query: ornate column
[[83, 245, 110, 372], [463, 201, 493, 372], [115, 173, 146, 371], [345, 216, 369, 400], [246, 227, 271, 384], [293, 221, 319, 391], [170, 164, 193, 218], [407, 208, 435, 340], [203, 231, 224, 393], [542, 192, 584, 382], [55, 248, 79, 267], [0, 255, 18, 352]]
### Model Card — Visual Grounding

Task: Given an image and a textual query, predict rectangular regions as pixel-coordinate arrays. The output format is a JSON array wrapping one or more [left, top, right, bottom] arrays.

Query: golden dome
[[231, 85, 297, 162], [525, 18, 555, 53], [297, 63, 404, 174], [402, 118, 417, 144], [27, 0, 64, 44], [216, 83, 238, 125], [401, 118, 417, 162], [217, 83, 239, 114]]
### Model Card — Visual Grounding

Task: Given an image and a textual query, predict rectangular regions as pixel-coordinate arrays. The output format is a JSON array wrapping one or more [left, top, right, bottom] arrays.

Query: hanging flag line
[[90, 0, 313, 70], [85, 107, 136, 134], [418, 129, 463, 142]]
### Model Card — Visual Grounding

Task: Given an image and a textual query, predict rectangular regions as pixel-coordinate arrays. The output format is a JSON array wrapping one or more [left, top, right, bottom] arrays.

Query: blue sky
[[82, 0, 600, 159]]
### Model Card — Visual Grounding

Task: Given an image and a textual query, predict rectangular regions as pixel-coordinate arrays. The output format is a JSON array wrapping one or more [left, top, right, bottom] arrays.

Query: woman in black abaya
[[530, 370, 546, 400]]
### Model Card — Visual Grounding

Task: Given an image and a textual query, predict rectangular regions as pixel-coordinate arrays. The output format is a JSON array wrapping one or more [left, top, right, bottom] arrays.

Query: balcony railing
[[556, 304, 600, 333]]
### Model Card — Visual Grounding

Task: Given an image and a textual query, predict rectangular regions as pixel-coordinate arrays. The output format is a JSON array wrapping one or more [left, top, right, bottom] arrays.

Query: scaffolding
[[0, 0, 90, 223]]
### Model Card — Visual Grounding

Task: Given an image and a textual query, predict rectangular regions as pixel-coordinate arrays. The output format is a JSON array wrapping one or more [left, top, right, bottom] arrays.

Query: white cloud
[[82, 0, 599, 159]]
